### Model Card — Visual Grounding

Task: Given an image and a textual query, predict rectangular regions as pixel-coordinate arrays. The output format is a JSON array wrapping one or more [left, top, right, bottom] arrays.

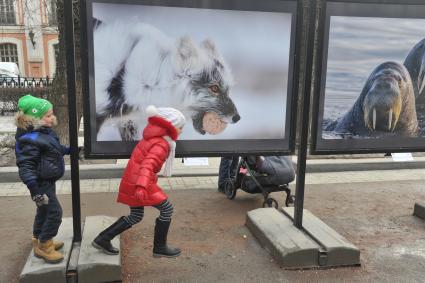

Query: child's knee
[[52, 211, 62, 223], [160, 202, 174, 218], [49, 204, 63, 222]]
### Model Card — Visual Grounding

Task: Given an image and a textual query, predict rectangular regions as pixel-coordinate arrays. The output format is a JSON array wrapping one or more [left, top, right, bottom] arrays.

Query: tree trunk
[[48, 0, 83, 145]]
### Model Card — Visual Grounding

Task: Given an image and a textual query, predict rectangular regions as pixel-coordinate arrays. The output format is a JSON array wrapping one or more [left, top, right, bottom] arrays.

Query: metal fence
[[0, 77, 53, 115], [0, 76, 53, 88]]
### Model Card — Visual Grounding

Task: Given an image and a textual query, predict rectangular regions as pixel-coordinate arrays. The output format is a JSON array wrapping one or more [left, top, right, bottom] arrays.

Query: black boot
[[153, 218, 181, 258], [92, 216, 131, 255]]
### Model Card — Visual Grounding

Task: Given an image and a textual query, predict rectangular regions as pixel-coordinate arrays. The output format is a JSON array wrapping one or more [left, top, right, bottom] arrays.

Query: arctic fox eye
[[209, 85, 219, 93]]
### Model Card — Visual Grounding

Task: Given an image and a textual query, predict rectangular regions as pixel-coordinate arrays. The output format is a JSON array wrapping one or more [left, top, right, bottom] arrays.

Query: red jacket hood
[[143, 116, 179, 141]]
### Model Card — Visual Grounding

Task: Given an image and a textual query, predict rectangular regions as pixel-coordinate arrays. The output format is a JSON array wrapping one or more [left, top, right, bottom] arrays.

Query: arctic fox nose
[[232, 114, 240, 123]]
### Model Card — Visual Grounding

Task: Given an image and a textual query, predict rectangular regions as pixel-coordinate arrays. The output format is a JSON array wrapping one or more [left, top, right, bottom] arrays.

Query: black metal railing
[[0, 77, 54, 115], [0, 76, 54, 88]]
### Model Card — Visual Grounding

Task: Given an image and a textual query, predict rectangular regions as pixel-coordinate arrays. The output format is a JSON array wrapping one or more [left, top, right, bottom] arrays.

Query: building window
[[0, 0, 16, 25], [52, 43, 59, 76], [48, 0, 57, 26], [0, 43, 19, 66]]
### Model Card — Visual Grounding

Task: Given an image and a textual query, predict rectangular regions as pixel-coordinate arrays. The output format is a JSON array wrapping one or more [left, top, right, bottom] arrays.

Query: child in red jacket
[[92, 105, 185, 258]]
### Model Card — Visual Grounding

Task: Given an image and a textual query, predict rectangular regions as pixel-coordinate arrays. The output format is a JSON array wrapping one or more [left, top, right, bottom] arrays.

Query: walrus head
[[362, 62, 412, 133]]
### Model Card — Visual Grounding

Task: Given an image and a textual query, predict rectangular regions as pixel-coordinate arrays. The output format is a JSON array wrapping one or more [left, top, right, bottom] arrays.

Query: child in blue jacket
[[15, 94, 70, 264]]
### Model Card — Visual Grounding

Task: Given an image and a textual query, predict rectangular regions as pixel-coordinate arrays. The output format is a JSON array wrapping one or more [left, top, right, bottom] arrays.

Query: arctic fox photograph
[[91, 3, 293, 141]]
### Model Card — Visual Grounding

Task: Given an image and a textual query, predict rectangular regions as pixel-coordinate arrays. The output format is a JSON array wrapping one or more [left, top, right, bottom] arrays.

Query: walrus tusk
[[390, 97, 401, 132], [388, 109, 393, 131], [372, 108, 376, 130]]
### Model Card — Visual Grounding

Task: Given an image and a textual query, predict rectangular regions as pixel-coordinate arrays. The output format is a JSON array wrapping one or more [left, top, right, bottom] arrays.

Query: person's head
[[40, 108, 57, 128], [15, 94, 56, 130], [146, 105, 185, 138]]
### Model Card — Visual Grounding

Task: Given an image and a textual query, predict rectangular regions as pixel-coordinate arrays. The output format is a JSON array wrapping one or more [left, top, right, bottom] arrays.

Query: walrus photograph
[[320, 15, 425, 142], [90, 2, 293, 142]]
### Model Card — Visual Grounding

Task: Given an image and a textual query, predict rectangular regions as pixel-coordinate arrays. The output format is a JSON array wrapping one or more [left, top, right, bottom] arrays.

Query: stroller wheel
[[285, 195, 295, 207], [284, 188, 295, 207], [224, 179, 237, 200], [262, 198, 278, 209]]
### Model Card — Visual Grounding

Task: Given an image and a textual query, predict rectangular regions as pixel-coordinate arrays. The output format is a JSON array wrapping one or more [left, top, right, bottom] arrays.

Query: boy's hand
[[32, 194, 49, 207]]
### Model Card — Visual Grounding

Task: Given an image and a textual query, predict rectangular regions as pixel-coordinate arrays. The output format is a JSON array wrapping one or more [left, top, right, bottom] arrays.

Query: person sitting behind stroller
[[217, 156, 239, 193]]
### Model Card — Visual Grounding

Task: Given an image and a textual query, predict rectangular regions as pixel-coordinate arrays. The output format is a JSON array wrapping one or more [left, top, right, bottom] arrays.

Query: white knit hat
[[146, 105, 186, 129]]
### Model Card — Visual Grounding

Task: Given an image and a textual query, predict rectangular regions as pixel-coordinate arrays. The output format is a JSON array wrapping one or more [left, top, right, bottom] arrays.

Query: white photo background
[[93, 3, 292, 141], [323, 16, 425, 139]]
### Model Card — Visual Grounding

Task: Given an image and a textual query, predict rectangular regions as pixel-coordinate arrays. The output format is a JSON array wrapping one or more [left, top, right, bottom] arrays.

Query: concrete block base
[[20, 216, 122, 283], [246, 208, 360, 269], [282, 207, 360, 267], [246, 208, 320, 268], [77, 215, 121, 283], [19, 218, 74, 283], [413, 203, 425, 220]]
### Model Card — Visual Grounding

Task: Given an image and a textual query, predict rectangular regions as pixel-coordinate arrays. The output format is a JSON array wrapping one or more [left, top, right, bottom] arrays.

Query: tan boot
[[34, 239, 64, 264], [32, 236, 64, 250]]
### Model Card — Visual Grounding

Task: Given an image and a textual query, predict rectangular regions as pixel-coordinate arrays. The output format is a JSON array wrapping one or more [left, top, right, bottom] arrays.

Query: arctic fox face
[[94, 20, 240, 140], [176, 38, 240, 134]]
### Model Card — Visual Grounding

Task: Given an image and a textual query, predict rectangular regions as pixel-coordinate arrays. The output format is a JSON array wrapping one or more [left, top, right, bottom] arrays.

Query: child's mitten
[[32, 194, 49, 207]]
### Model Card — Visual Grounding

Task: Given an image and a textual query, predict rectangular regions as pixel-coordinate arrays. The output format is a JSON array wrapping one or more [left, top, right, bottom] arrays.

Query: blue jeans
[[33, 181, 63, 242], [218, 157, 239, 190]]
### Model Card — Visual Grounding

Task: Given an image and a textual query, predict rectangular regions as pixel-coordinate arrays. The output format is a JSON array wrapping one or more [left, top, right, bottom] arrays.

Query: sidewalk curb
[[1, 158, 425, 183], [303, 159, 425, 172]]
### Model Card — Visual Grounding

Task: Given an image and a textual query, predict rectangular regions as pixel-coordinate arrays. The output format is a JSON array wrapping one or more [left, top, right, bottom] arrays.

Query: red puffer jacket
[[117, 116, 178, 207]]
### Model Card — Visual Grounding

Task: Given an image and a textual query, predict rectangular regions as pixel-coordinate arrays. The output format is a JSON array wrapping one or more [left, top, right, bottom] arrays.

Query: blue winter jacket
[[15, 126, 70, 196]]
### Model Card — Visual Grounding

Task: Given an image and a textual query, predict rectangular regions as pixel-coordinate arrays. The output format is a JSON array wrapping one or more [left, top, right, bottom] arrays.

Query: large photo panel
[[82, 0, 299, 157], [312, 0, 425, 154]]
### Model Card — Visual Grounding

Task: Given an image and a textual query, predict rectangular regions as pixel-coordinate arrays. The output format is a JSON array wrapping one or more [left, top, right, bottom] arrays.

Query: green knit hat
[[18, 94, 53, 119]]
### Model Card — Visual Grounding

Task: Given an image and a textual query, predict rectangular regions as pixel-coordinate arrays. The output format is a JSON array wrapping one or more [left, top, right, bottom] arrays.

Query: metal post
[[294, 0, 317, 229], [64, 0, 82, 242]]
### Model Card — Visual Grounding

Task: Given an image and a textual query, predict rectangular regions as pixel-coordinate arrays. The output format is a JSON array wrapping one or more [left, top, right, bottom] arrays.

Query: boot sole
[[34, 252, 64, 264], [153, 251, 181, 258], [91, 241, 119, 255]]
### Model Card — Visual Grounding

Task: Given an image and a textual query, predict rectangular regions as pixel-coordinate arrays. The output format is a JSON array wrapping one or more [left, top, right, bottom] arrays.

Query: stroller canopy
[[248, 156, 295, 185]]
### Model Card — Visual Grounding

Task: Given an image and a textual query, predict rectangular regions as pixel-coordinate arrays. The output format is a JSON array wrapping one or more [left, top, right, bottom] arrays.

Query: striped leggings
[[123, 199, 174, 226]]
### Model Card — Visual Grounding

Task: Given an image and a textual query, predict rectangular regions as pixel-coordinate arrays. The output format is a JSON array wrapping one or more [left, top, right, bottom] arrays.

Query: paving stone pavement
[[2, 168, 425, 197]]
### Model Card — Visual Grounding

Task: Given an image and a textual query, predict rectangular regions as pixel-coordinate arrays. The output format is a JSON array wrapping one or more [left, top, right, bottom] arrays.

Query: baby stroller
[[224, 156, 296, 208]]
